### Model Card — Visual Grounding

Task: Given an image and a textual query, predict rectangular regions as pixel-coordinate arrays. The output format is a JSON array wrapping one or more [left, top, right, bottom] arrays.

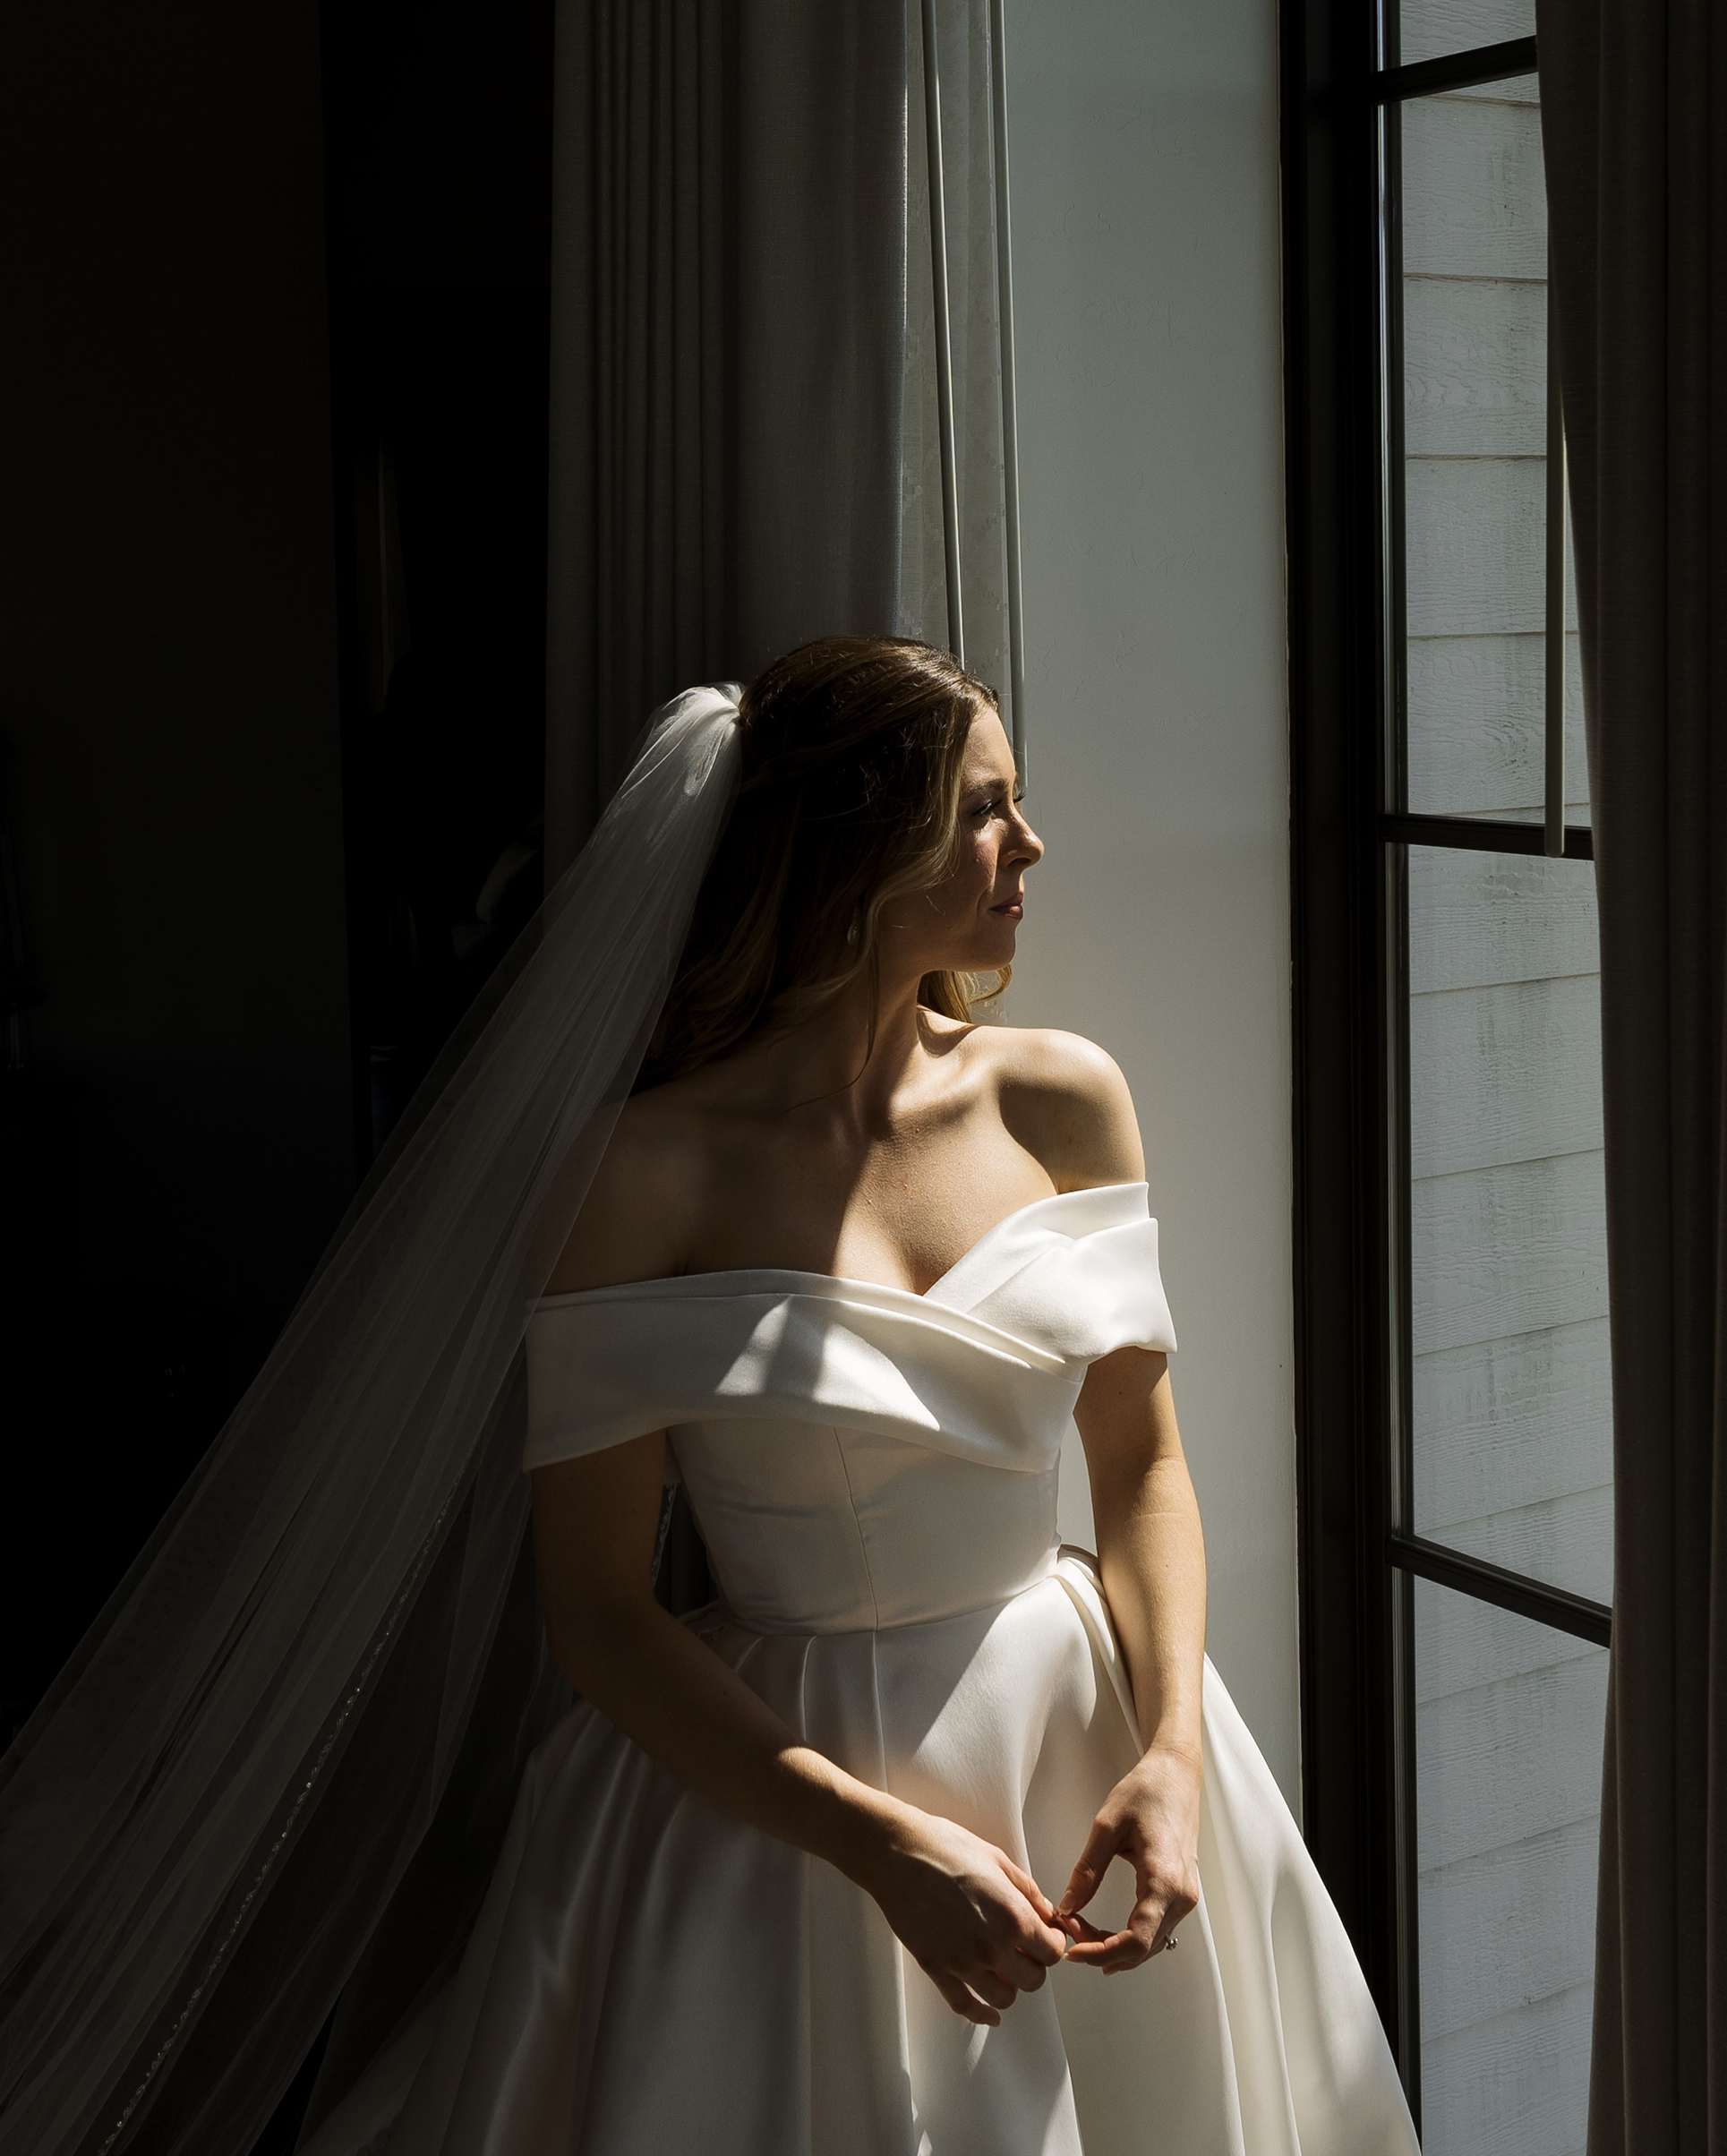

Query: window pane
[[1398, 0, 1535, 69], [1408, 846, 1612, 1605], [1400, 76, 1590, 828], [1415, 1578, 1604, 2156]]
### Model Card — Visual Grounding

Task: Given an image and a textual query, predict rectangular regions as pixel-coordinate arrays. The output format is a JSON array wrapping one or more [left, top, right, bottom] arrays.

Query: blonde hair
[[638, 636, 1008, 1090]]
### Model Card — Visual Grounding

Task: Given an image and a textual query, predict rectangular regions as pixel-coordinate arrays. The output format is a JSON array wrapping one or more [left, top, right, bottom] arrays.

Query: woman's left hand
[[1055, 1741, 1202, 1972]]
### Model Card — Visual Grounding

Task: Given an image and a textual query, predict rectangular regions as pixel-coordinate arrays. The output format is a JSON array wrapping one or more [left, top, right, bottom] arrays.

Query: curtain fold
[[1536, 4, 1727, 2149], [897, 0, 1013, 694], [544, 0, 909, 877]]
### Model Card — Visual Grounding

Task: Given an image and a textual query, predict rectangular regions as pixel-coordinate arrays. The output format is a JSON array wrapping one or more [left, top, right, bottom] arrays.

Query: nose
[[1008, 800, 1045, 867]]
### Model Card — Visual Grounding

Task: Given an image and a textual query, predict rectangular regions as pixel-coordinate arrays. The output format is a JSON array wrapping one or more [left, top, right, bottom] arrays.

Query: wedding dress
[[302, 1182, 1417, 2156]]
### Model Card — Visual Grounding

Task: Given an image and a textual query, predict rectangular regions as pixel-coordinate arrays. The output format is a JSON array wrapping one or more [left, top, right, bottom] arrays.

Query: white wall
[[1005, 0, 1298, 1802]]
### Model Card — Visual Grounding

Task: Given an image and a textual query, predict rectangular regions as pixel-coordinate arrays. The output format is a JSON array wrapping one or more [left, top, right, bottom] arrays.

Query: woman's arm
[[995, 1027, 1206, 1965], [1061, 1347, 1206, 1968], [531, 1434, 1070, 2024]]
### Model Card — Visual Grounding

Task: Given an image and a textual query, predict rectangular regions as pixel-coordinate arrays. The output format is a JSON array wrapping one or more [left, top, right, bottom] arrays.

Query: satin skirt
[[302, 1556, 1415, 2155]]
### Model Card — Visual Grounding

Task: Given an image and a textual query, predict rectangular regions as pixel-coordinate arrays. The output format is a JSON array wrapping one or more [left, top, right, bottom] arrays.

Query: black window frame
[[1280, 0, 1612, 2125]]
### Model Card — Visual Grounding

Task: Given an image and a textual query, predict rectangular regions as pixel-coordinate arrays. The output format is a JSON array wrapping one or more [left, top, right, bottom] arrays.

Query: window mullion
[[1544, 297, 1569, 859], [1379, 812, 1594, 860], [1375, 63, 1423, 2115], [1375, 35, 1538, 103]]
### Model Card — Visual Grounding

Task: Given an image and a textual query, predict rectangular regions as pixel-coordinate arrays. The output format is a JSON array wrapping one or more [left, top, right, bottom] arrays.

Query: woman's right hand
[[851, 1801, 1071, 2025]]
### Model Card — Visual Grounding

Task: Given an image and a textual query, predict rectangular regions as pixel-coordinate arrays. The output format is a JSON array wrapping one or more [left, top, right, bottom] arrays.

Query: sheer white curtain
[[898, 0, 1021, 741], [544, 0, 911, 878]]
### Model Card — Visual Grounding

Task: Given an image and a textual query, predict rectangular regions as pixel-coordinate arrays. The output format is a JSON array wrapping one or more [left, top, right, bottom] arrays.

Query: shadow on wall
[[0, 762, 297, 1732], [0, 0, 560, 1742], [323, 0, 557, 1159], [0, 0, 355, 1735]]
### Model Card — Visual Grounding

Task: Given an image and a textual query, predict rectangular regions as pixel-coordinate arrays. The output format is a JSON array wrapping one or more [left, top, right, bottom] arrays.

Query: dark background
[[1, 0, 556, 1739]]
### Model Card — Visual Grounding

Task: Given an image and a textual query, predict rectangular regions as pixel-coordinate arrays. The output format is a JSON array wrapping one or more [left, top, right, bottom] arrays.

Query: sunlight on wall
[[1004, 0, 1296, 1804]]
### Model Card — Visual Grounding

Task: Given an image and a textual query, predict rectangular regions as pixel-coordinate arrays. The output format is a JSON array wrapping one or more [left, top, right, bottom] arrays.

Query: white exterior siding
[[1398, 49, 1609, 2156]]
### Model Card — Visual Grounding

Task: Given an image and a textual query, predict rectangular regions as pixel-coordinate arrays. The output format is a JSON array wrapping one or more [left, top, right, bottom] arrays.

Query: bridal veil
[[0, 689, 744, 2156]]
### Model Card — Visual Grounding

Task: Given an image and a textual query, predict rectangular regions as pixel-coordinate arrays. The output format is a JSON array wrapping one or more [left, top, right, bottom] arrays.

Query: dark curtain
[[1537, 4, 1727, 2149], [543, 0, 909, 877]]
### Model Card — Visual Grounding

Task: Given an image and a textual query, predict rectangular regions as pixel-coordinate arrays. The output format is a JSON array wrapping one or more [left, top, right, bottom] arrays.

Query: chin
[[955, 931, 1017, 976]]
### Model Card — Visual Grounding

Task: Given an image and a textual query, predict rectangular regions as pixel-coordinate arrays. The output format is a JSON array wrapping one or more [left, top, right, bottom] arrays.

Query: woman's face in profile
[[881, 709, 1044, 980]]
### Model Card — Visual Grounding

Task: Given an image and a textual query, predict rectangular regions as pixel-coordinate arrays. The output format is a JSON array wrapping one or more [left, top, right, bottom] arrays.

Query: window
[[1283, 4, 1612, 2149]]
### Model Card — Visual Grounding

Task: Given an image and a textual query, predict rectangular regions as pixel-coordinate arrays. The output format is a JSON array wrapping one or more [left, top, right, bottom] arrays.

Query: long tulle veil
[[0, 689, 744, 2156]]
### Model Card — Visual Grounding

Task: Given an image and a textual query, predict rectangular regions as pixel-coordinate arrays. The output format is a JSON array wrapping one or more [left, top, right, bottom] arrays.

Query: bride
[[300, 637, 1415, 2153], [0, 638, 1415, 2156]]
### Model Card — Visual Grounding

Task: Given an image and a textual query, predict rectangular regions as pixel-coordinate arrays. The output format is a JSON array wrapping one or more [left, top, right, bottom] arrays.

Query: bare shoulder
[[541, 1088, 710, 1296], [972, 1024, 1145, 1192]]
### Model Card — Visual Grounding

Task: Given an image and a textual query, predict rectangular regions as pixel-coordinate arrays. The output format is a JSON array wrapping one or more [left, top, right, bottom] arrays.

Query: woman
[[295, 639, 1416, 2154]]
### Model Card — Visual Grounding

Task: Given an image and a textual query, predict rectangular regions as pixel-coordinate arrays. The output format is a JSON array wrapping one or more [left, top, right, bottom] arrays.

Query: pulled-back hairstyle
[[638, 636, 1008, 1090]]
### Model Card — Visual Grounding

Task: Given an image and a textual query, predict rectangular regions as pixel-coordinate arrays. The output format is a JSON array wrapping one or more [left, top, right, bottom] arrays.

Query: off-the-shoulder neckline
[[533, 1180, 1150, 1313]]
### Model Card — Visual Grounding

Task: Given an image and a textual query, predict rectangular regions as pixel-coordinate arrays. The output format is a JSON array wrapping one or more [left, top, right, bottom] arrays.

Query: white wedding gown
[[304, 1184, 1417, 2155]]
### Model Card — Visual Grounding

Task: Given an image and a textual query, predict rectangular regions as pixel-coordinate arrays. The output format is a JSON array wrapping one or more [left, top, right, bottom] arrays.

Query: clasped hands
[[857, 1742, 1203, 2029]]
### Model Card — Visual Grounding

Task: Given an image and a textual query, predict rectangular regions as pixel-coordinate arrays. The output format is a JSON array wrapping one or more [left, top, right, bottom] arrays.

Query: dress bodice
[[523, 1183, 1176, 1633]]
